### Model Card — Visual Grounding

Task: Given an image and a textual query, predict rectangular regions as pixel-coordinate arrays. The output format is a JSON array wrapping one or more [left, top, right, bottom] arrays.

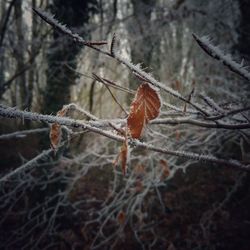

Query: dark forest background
[[0, 0, 250, 249]]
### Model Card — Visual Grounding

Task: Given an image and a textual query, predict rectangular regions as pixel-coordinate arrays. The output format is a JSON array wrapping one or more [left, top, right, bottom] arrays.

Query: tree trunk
[[127, 0, 160, 93], [237, 0, 250, 63], [14, 0, 27, 109], [43, 0, 98, 114], [27, 0, 37, 110], [237, 0, 250, 94]]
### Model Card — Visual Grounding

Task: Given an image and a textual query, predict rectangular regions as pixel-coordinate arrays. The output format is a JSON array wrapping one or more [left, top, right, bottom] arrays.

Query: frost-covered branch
[[152, 117, 250, 129], [114, 54, 209, 116], [0, 105, 249, 172], [33, 8, 209, 116], [199, 94, 225, 114], [0, 149, 53, 183], [60, 103, 98, 120], [137, 141, 250, 172], [0, 105, 124, 142], [205, 106, 250, 121], [0, 128, 48, 140], [193, 34, 250, 81], [32, 8, 107, 46]]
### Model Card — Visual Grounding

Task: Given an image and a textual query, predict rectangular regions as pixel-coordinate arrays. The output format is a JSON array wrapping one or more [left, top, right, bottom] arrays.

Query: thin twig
[[205, 106, 250, 121], [152, 117, 250, 129], [32, 8, 107, 46], [199, 94, 225, 114], [92, 73, 128, 115], [0, 128, 48, 140], [193, 33, 250, 81], [0, 149, 53, 183]]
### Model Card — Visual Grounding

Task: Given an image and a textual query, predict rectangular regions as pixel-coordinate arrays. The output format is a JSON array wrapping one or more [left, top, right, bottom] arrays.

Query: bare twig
[[0, 149, 53, 183], [193, 33, 250, 81], [152, 117, 250, 129], [62, 103, 98, 120], [183, 87, 195, 113], [0, 128, 48, 140], [205, 106, 250, 121], [199, 94, 225, 114], [92, 73, 128, 115], [32, 8, 107, 46]]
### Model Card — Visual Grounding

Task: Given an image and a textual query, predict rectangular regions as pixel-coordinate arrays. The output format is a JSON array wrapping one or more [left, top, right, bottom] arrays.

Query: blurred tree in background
[[44, 0, 98, 113]]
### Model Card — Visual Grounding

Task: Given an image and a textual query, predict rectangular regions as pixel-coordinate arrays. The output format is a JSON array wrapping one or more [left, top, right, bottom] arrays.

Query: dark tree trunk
[[43, 0, 97, 114], [237, 0, 250, 94], [14, 0, 27, 109], [27, 0, 37, 111], [237, 0, 250, 63]]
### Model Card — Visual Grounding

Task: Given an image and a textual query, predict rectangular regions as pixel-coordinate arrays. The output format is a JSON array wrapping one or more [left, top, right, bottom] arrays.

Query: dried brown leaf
[[120, 141, 128, 175], [117, 210, 126, 225], [50, 123, 61, 150], [49, 107, 67, 151], [113, 137, 128, 175], [127, 82, 161, 139]]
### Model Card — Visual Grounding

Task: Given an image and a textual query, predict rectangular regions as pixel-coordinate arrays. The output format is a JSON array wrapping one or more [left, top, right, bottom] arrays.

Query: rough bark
[[43, 0, 98, 114]]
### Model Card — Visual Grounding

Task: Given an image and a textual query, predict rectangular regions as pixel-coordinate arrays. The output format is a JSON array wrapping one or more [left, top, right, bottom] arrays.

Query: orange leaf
[[50, 123, 61, 150], [120, 141, 128, 175], [127, 82, 161, 139], [117, 210, 126, 225], [57, 108, 67, 117], [49, 106, 67, 151], [113, 137, 128, 175]]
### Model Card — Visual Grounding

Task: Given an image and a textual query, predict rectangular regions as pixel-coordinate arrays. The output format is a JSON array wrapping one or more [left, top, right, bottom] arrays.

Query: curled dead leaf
[[114, 82, 161, 176], [50, 123, 61, 150], [120, 141, 128, 175], [49, 106, 67, 151], [127, 82, 161, 139], [113, 137, 128, 175]]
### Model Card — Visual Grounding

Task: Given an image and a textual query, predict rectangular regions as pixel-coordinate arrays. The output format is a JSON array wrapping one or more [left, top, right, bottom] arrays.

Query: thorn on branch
[[133, 71, 152, 83], [110, 33, 116, 55], [92, 73, 128, 115], [183, 86, 195, 113]]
